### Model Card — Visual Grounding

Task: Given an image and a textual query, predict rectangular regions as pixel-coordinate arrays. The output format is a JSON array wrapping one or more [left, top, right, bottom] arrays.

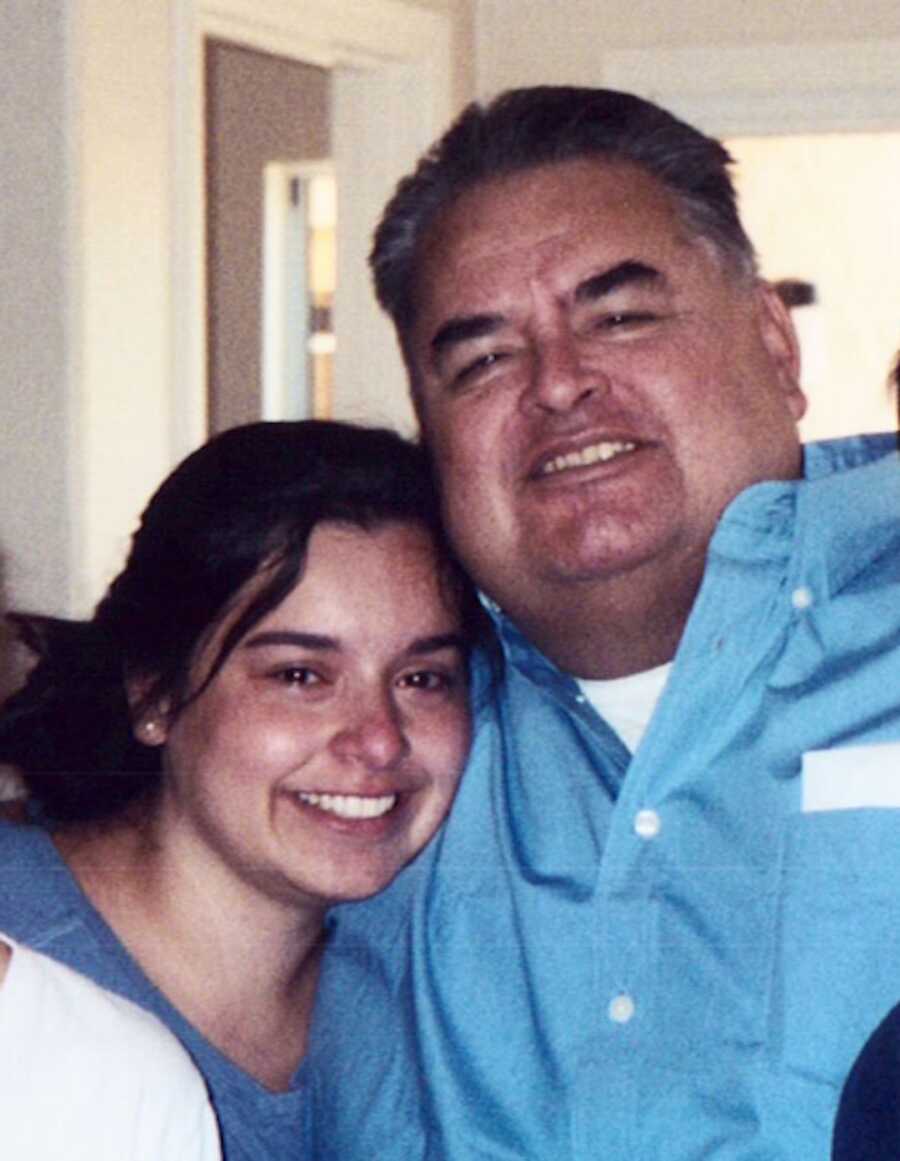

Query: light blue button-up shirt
[[309, 434, 900, 1159]]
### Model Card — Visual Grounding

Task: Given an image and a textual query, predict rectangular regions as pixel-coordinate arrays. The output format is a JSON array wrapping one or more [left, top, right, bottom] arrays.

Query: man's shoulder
[[803, 431, 900, 485], [800, 433, 900, 582]]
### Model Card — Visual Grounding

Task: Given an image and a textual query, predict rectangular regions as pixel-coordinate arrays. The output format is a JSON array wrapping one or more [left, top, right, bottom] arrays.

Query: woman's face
[[149, 520, 471, 911]]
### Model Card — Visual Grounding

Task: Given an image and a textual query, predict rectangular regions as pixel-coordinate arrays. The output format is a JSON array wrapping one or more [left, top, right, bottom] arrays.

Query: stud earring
[[139, 719, 161, 743]]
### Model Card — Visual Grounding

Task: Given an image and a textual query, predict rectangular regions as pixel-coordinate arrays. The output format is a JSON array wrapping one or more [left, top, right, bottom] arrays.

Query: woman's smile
[[154, 520, 472, 910]]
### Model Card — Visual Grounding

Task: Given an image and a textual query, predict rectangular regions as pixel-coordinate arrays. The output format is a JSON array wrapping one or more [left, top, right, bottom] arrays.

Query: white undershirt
[[577, 662, 672, 753]]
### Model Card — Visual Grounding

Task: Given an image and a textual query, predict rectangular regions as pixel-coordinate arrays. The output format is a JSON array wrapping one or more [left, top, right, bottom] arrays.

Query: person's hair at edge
[[371, 85, 758, 352], [893, 349, 900, 437], [0, 420, 490, 824]]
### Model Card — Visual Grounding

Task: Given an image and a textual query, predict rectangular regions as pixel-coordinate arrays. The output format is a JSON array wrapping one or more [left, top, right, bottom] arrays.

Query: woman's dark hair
[[371, 85, 757, 341], [0, 420, 488, 822]]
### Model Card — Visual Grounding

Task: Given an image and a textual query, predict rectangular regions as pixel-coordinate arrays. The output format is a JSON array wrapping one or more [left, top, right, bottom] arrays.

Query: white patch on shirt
[[802, 743, 900, 812]]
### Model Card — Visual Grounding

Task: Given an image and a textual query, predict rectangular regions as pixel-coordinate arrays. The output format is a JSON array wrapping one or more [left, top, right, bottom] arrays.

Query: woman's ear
[[125, 675, 171, 749]]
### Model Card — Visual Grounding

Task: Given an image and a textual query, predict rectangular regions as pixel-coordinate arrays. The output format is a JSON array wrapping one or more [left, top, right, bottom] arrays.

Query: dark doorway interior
[[205, 39, 331, 433]]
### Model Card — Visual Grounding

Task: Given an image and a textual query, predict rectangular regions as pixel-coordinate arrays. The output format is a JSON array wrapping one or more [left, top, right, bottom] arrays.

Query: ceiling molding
[[605, 39, 900, 135]]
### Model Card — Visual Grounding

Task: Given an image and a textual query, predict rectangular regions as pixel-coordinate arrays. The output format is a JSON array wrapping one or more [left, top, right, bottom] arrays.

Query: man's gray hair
[[370, 86, 757, 338]]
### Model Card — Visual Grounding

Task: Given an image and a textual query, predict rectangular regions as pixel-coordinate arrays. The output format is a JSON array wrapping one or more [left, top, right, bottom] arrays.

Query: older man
[[308, 88, 900, 1159]]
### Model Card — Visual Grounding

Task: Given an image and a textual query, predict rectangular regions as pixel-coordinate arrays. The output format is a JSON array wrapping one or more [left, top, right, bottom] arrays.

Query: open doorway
[[727, 132, 900, 440], [262, 162, 336, 421], [59, 0, 454, 613], [205, 39, 331, 432]]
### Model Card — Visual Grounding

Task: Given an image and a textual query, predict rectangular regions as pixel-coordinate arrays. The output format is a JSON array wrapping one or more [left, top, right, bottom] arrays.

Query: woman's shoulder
[[0, 818, 61, 881], [0, 821, 86, 948]]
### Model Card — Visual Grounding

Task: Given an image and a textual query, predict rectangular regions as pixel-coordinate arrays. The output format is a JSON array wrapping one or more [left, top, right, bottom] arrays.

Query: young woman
[[0, 420, 486, 1160]]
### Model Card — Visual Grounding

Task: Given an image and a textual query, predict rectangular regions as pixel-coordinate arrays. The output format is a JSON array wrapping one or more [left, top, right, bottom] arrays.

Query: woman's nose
[[329, 694, 409, 771]]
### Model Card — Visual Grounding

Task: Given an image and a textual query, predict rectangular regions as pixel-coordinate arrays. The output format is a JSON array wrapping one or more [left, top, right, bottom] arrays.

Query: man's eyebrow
[[427, 262, 662, 358], [574, 260, 663, 304], [430, 313, 505, 357]]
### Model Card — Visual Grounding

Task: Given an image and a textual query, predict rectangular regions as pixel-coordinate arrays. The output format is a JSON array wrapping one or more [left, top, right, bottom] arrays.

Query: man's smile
[[537, 439, 639, 478]]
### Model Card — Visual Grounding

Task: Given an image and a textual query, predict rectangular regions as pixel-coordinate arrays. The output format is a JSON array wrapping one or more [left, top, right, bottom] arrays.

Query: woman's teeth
[[296, 792, 397, 820]]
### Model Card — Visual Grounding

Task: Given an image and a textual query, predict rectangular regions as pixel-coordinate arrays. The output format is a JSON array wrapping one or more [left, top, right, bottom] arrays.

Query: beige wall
[[730, 133, 900, 441], [79, 0, 175, 615], [2, 0, 176, 618], [401, 0, 475, 105], [1, 1, 75, 616]]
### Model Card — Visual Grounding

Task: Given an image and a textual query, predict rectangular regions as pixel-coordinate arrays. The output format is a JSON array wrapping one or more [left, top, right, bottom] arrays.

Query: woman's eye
[[399, 669, 453, 693]]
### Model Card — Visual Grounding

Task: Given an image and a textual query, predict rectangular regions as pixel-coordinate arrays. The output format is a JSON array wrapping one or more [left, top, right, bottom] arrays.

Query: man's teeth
[[297, 792, 397, 820], [541, 440, 637, 476]]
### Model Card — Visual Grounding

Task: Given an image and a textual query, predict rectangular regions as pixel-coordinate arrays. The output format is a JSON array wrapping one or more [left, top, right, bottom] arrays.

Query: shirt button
[[791, 585, 813, 610], [609, 993, 636, 1024], [634, 809, 661, 839]]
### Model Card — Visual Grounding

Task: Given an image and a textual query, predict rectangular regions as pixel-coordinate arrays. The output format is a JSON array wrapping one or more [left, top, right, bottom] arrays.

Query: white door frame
[[261, 159, 335, 421], [170, 0, 454, 450]]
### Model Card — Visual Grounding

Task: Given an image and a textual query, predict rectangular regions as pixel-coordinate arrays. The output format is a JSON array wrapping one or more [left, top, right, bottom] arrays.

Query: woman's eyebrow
[[404, 633, 467, 657], [240, 631, 466, 656], [242, 631, 338, 652], [574, 260, 663, 304]]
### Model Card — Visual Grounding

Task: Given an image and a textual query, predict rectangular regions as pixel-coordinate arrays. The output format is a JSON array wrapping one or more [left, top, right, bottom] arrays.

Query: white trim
[[605, 39, 900, 136], [670, 90, 900, 138], [261, 163, 297, 421], [261, 160, 334, 420], [198, 0, 449, 67]]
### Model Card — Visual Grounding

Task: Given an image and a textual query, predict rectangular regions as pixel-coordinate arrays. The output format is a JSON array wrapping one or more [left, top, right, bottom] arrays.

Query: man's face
[[406, 158, 806, 630]]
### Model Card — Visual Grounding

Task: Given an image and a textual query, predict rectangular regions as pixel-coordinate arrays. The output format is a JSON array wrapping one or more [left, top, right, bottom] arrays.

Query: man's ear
[[756, 281, 808, 422], [125, 675, 171, 749]]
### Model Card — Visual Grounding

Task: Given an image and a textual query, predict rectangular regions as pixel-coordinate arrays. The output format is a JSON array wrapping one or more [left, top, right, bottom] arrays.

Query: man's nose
[[525, 332, 607, 414], [329, 692, 409, 771]]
